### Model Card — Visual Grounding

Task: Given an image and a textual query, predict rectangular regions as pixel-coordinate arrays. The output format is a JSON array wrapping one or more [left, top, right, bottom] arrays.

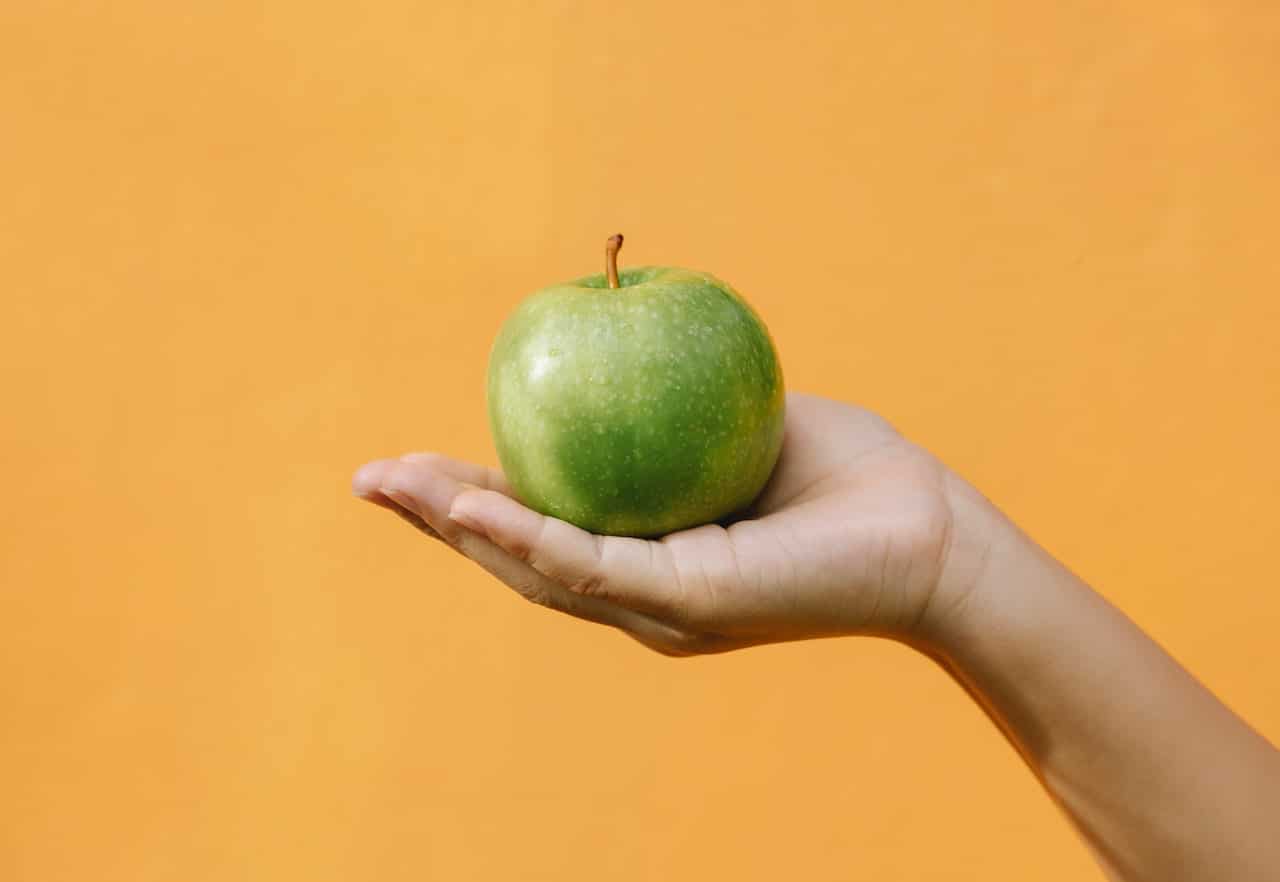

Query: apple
[[487, 235, 785, 537]]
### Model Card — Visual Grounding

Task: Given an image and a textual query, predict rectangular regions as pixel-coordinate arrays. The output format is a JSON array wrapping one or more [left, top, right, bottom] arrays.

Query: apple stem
[[605, 234, 624, 289]]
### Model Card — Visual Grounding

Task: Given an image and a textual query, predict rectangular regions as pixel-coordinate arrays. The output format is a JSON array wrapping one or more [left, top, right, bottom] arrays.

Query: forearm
[[931, 490, 1280, 881]]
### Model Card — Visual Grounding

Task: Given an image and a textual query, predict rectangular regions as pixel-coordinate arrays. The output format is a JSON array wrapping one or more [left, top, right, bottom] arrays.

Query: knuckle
[[448, 523, 479, 550], [515, 580, 552, 608], [506, 571, 564, 612], [566, 570, 608, 599], [505, 537, 534, 563], [516, 518, 552, 568]]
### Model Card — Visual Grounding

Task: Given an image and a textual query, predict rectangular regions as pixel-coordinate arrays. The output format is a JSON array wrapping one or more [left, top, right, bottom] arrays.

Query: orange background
[[3, 2, 1278, 880]]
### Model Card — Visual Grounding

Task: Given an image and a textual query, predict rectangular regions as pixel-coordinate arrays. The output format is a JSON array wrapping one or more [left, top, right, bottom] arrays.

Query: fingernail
[[448, 500, 486, 537]]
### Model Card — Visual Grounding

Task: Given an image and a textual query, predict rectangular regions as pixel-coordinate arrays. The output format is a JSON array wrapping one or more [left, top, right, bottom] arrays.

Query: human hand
[[352, 393, 992, 656], [355, 396, 1280, 881]]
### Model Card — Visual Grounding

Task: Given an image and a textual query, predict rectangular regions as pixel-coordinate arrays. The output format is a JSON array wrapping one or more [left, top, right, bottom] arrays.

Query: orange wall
[[3, 3, 1277, 880]]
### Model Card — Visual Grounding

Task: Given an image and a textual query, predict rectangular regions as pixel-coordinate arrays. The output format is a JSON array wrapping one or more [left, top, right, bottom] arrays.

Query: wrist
[[917, 470, 1097, 687], [912, 470, 1054, 659]]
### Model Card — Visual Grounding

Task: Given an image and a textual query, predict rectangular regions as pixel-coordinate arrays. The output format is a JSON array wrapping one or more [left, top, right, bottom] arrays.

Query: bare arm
[[354, 392, 1280, 880], [927, 481, 1280, 880]]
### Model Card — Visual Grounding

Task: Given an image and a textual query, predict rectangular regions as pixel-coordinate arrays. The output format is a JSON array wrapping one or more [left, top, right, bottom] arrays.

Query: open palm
[[353, 393, 968, 655]]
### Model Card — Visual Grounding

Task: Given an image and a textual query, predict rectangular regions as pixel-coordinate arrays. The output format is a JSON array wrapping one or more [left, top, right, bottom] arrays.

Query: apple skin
[[487, 265, 785, 538]]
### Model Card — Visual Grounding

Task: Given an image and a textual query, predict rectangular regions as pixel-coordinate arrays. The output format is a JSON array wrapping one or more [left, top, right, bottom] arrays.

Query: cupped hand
[[352, 393, 989, 656]]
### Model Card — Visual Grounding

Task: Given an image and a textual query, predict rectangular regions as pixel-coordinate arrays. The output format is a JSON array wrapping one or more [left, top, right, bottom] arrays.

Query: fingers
[[354, 453, 512, 498], [449, 529, 695, 654], [351, 458, 440, 538], [352, 452, 512, 539], [447, 488, 687, 622], [357, 456, 695, 652], [352, 457, 396, 498], [400, 452, 512, 495], [375, 458, 475, 546]]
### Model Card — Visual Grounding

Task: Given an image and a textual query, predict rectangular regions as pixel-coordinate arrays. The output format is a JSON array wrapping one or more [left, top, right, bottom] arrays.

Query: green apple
[[487, 235, 785, 538]]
